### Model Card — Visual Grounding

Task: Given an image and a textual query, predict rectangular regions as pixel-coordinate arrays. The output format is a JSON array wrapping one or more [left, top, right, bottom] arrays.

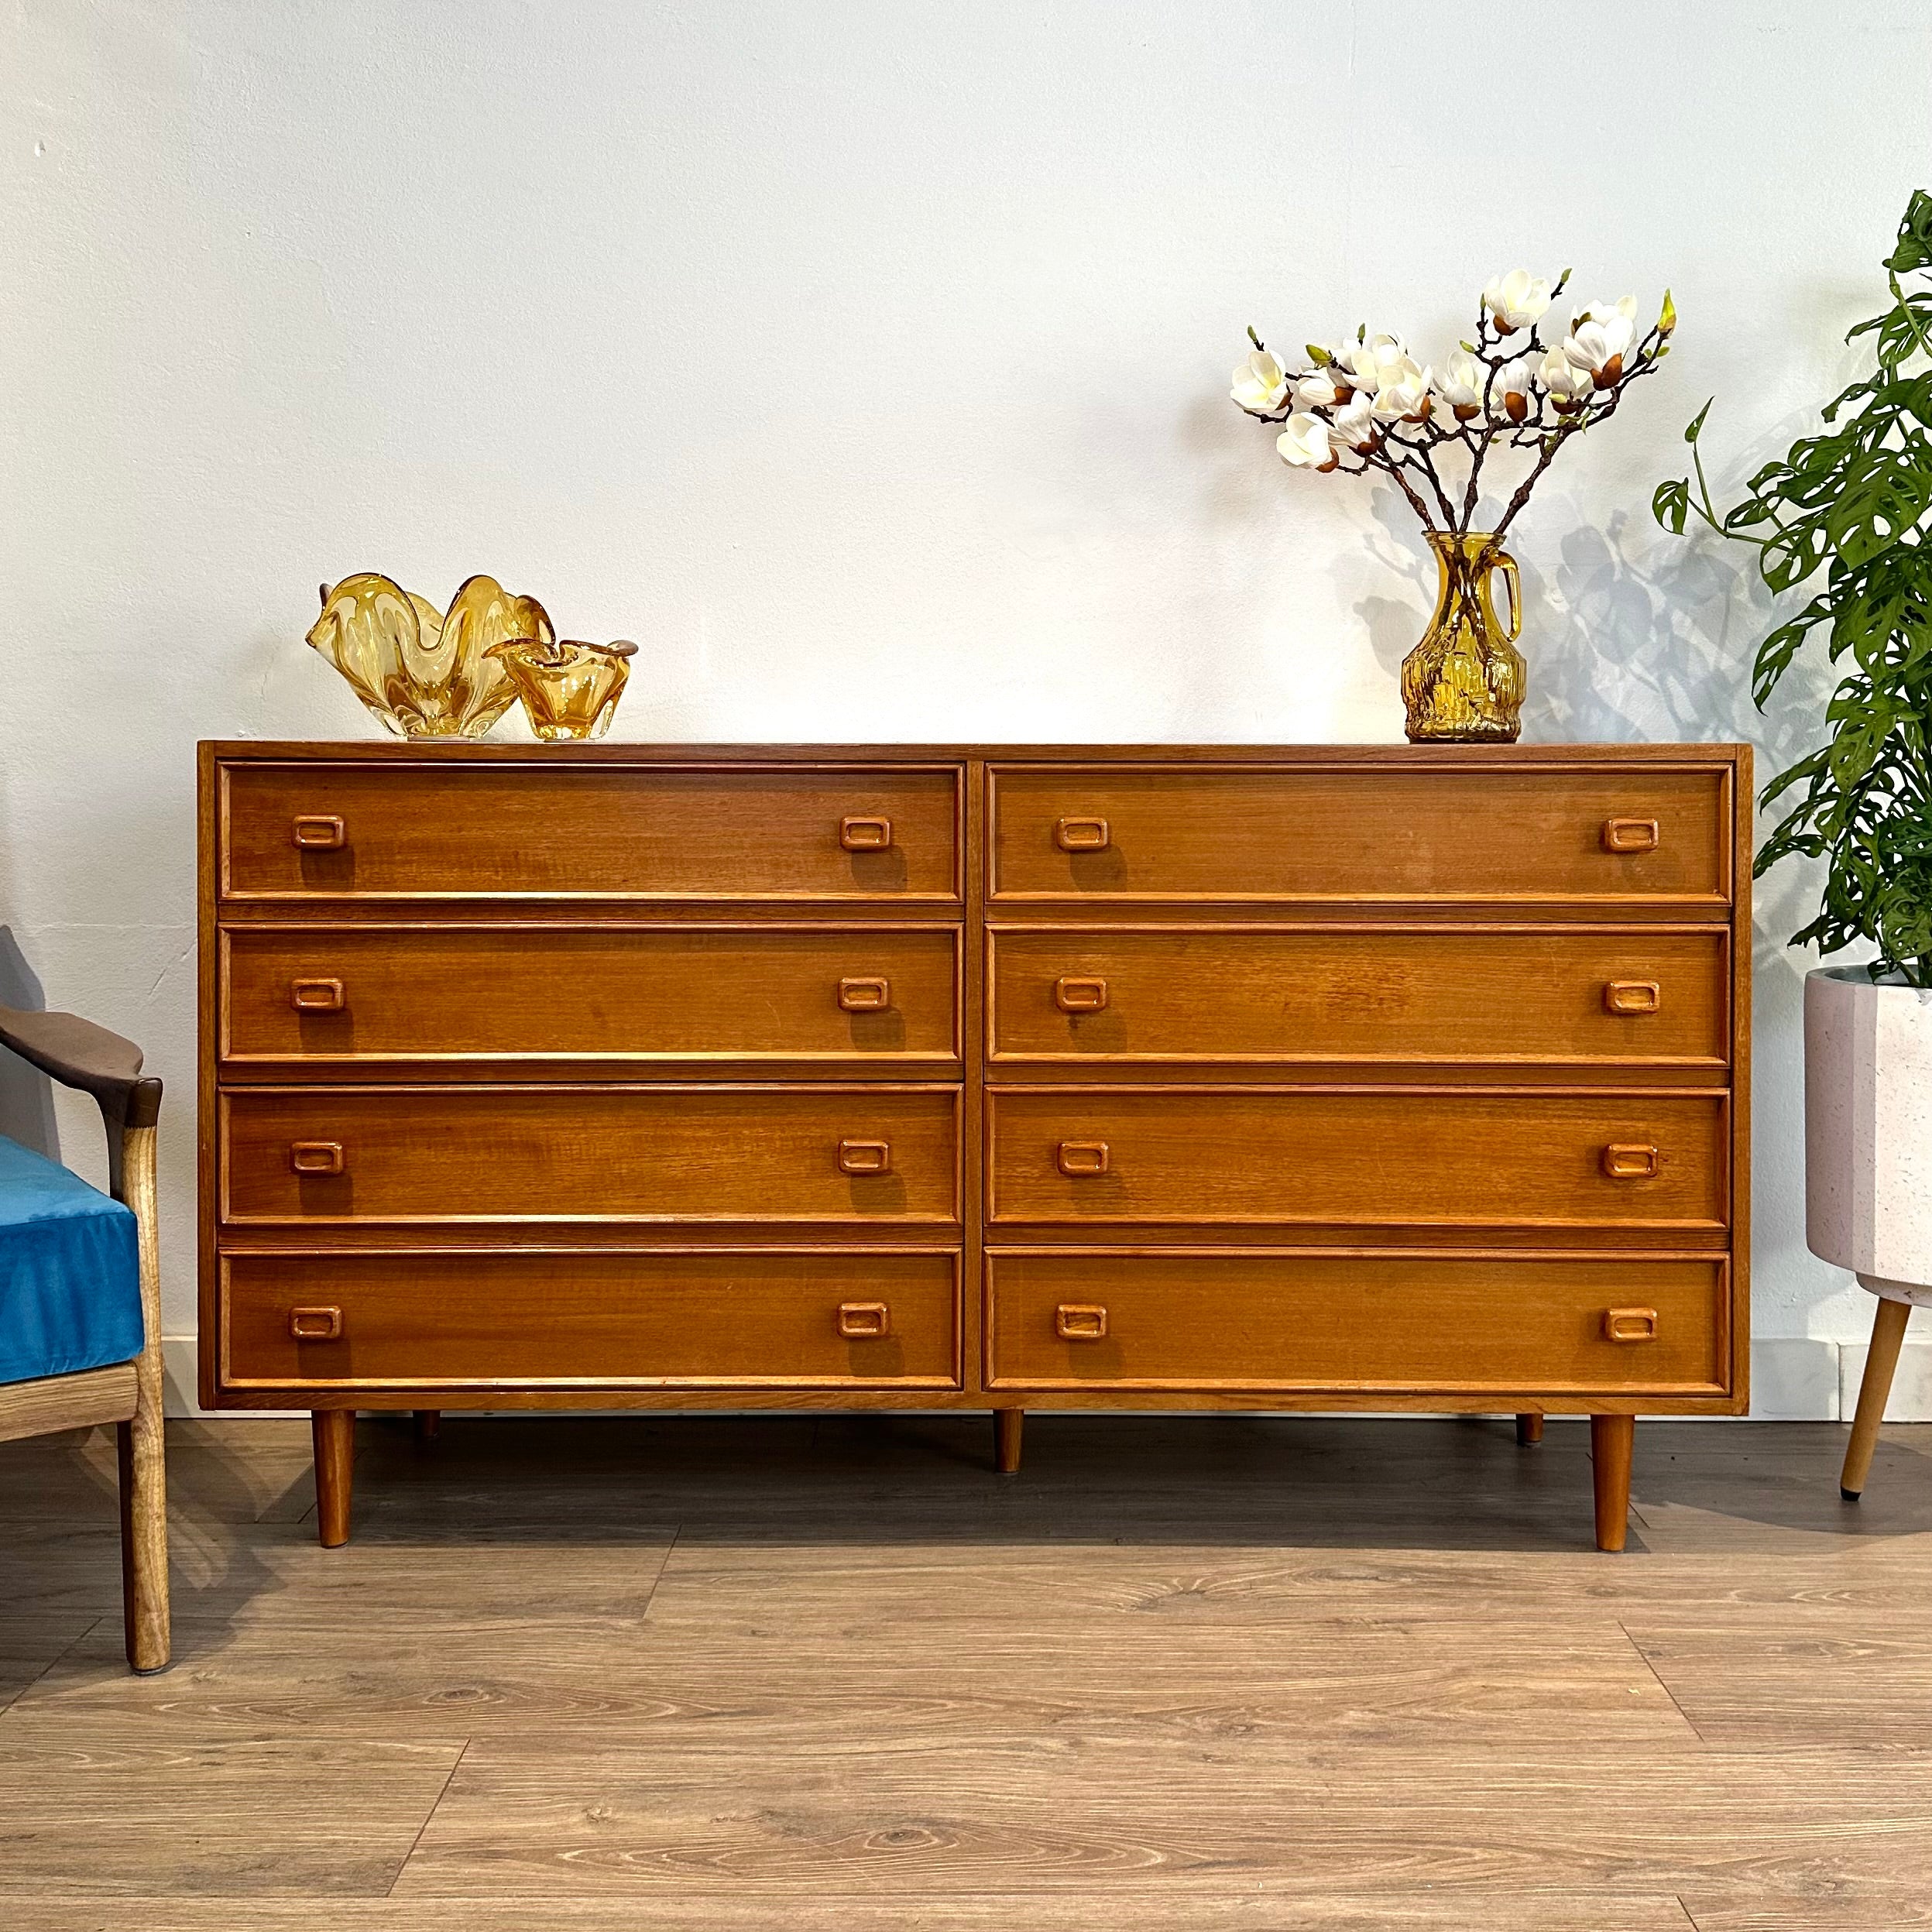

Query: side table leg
[[994, 1408, 1024, 1474], [1515, 1412, 1543, 1446], [1842, 1298, 1913, 1501]]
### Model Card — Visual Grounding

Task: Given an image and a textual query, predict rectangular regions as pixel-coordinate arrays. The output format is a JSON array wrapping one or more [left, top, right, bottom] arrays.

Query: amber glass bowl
[[488, 637, 638, 741]]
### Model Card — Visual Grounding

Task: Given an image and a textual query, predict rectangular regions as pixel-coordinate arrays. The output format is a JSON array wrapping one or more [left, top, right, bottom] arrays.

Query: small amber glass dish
[[487, 637, 638, 741]]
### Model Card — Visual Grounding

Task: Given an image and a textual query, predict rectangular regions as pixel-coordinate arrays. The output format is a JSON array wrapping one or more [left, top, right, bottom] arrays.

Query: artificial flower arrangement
[[1232, 271, 1675, 740]]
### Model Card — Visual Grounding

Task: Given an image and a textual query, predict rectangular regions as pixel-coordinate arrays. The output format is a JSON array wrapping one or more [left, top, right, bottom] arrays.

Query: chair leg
[[994, 1408, 1023, 1474], [1515, 1412, 1543, 1446], [314, 1410, 355, 1547], [118, 1120, 170, 1673], [117, 1412, 169, 1673], [1842, 1298, 1913, 1501], [1591, 1414, 1635, 1553]]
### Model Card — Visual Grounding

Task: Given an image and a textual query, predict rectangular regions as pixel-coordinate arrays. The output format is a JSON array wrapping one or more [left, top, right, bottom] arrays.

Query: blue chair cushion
[[0, 1134, 143, 1386]]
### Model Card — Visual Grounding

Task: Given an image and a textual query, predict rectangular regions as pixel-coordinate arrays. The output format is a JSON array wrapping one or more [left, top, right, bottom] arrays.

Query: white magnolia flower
[[1563, 296, 1638, 384], [1231, 348, 1290, 414], [1276, 412, 1337, 470], [1433, 350, 1484, 420], [1346, 333, 1421, 393], [1330, 392, 1377, 451], [1573, 295, 1639, 328], [1483, 269, 1553, 333], [1371, 367, 1433, 426], [1539, 346, 1593, 410], [1294, 365, 1349, 408], [1493, 356, 1536, 423]]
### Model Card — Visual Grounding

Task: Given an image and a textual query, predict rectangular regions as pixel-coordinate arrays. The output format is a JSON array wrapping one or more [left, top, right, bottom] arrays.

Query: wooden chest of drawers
[[199, 741, 1750, 1551]]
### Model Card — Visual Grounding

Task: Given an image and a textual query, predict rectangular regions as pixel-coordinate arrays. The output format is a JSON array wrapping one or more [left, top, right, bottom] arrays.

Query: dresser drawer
[[986, 1250, 1728, 1393], [221, 761, 961, 902], [221, 1085, 959, 1224], [221, 1250, 961, 1388], [988, 763, 1731, 904], [987, 926, 1728, 1069], [221, 925, 960, 1067], [987, 1088, 1728, 1231]]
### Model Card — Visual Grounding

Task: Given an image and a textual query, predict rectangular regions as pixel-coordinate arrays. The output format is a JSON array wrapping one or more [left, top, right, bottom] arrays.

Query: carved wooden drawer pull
[[1604, 980, 1661, 1016], [1055, 1302, 1109, 1341], [1057, 1140, 1110, 1177], [289, 1306, 343, 1341], [839, 815, 893, 851], [838, 976, 891, 1012], [290, 1141, 345, 1176], [290, 978, 346, 1013], [1604, 1307, 1659, 1344], [1055, 816, 1111, 852], [291, 815, 347, 849], [1602, 1143, 1660, 1180], [836, 1301, 891, 1339], [1054, 976, 1110, 1013], [1602, 817, 1660, 853], [837, 1139, 892, 1175]]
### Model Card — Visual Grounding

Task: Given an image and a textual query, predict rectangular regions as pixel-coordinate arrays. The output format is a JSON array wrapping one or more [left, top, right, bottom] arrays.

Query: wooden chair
[[0, 1006, 170, 1673]]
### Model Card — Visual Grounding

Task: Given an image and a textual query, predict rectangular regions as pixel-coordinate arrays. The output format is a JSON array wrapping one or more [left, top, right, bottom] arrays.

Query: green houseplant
[[1656, 188, 1932, 983], [1656, 189, 1932, 1498]]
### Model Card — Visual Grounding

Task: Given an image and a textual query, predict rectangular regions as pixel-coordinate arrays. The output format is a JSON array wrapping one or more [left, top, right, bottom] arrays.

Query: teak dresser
[[198, 740, 1751, 1551]]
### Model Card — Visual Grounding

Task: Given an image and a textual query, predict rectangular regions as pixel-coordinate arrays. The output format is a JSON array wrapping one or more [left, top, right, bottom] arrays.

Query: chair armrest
[[0, 1004, 162, 1131]]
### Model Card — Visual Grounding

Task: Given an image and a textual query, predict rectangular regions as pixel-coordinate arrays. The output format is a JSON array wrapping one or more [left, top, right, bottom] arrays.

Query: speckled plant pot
[[1806, 965, 1932, 1306]]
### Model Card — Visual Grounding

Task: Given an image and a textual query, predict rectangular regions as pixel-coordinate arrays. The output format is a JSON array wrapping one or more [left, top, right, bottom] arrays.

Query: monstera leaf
[[307, 572, 555, 738]]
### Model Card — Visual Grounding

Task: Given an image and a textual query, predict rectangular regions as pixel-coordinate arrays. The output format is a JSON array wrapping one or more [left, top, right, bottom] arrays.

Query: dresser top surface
[[204, 740, 1751, 768]]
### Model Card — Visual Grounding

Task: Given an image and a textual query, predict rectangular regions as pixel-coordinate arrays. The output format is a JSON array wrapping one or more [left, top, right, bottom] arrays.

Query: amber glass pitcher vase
[[1400, 532, 1525, 743]]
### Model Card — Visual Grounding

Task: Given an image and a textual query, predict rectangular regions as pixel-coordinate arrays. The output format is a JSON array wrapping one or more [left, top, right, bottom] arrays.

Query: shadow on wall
[[0, 928, 59, 1160]]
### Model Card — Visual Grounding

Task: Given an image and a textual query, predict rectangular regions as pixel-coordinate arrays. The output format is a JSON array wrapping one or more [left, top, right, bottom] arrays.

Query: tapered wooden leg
[[1591, 1413, 1635, 1553], [118, 1121, 169, 1673], [1842, 1297, 1913, 1501], [1515, 1412, 1543, 1446], [414, 1409, 441, 1445], [994, 1408, 1023, 1474], [117, 1415, 169, 1673], [313, 1409, 355, 1548]]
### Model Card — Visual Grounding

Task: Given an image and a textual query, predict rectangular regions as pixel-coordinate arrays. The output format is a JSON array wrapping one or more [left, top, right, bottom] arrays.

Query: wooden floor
[[4, 1413, 1932, 1930]]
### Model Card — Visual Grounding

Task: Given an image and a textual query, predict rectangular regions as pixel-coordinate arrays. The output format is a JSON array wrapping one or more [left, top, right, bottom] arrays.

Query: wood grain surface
[[221, 1250, 964, 1390], [221, 760, 963, 902], [985, 1248, 1728, 1394], [5, 1413, 1931, 1929], [985, 1085, 1729, 1231], [221, 1084, 962, 1227], [986, 924, 1731, 1068], [987, 760, 1733, 905], [221, 923, 963, 1067]]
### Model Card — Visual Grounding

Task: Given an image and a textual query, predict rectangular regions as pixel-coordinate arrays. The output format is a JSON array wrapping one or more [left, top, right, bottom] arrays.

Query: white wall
[[5, 0, 1930, 1415]]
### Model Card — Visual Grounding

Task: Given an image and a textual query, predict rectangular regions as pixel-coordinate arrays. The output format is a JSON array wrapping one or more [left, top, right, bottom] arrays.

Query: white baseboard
[[1840, 1336, 1932, 1422], [161, 1336, 283, 1421], [1750, 1337, 1845, 1420], [160, 1333, 1932, 1424]]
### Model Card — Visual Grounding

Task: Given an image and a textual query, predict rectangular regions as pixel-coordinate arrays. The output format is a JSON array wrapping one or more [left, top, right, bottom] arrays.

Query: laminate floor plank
[[0, 1889, 1702, 1930], [13, 1611, 1693, 1747], [0, 1618, 97, 1714], [393, 1740, 1932, 1903], [0, 1713, 462, 1896], [1684, 1893, 1932, 1930], [1, 1516, 679, 1625], [644, 1539, 1932, 1626], [1628, 1608, 1932, 1746]]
